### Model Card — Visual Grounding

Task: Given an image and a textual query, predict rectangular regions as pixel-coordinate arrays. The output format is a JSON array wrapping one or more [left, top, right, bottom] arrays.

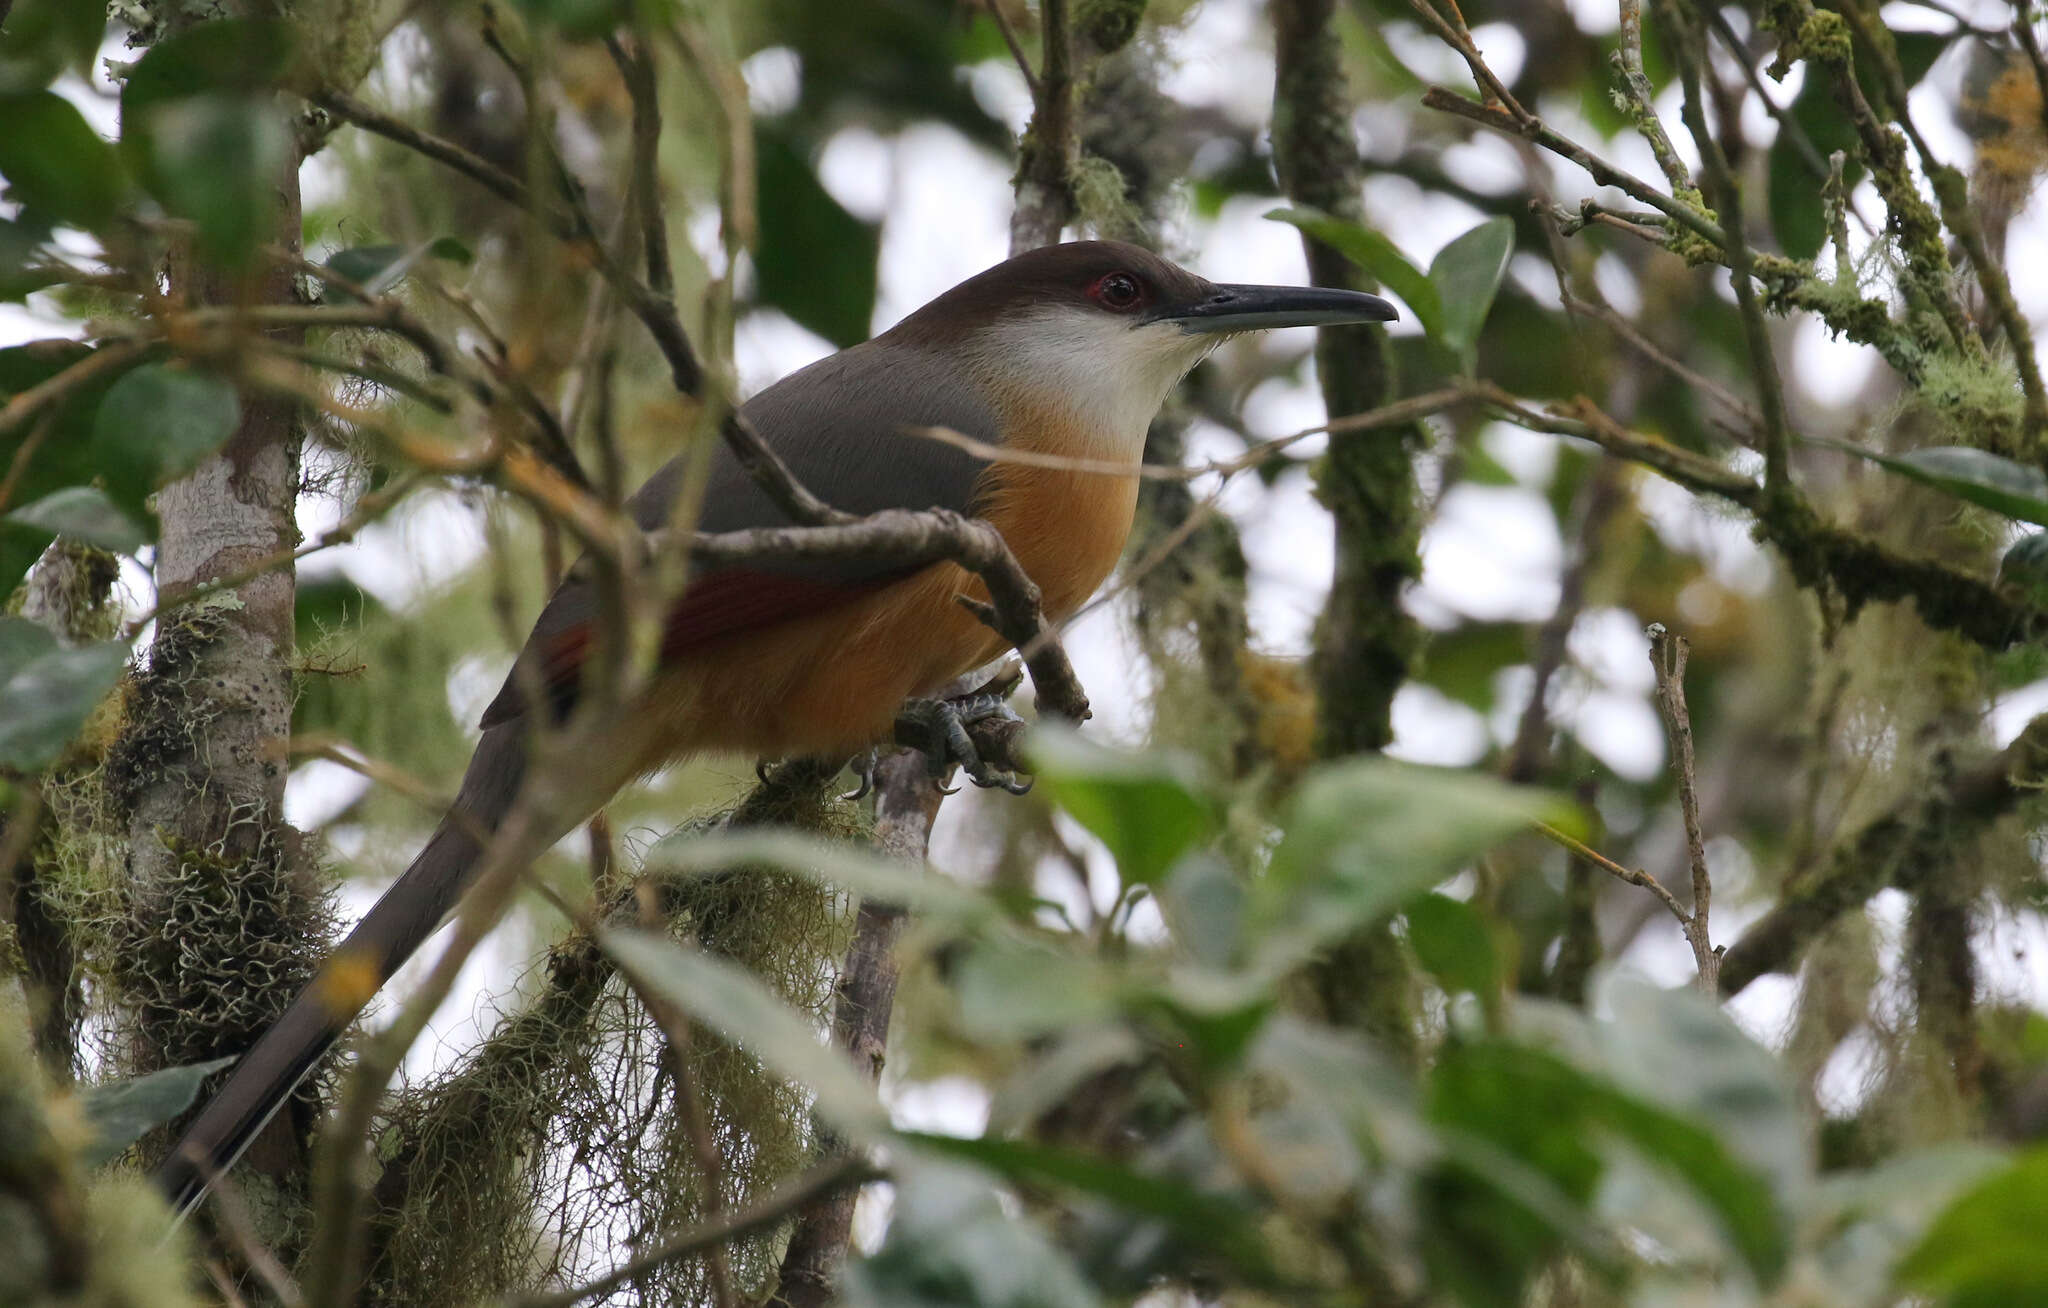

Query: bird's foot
[[839, 748, 879, 802], [895, 694, 1033, 795]]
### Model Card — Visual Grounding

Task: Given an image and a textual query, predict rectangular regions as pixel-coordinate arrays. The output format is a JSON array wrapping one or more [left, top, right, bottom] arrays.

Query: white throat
[[969, 310, 1219, 459]]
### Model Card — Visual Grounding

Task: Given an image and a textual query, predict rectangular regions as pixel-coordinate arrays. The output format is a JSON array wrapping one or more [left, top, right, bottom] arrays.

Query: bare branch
[[1648, 625, 1718, 992], [1721, 713, 2048, 994], [1010, 0, 1076, 252], [773, 749, 936, 1306], [906, 387, 1468, 481], [1669, 0, 1794, 497], [1420, 86, 1727, 248], [505, 1157, 879, 1308], [1405, 0, 1531, 123], [1615, 0, 1692, 193]]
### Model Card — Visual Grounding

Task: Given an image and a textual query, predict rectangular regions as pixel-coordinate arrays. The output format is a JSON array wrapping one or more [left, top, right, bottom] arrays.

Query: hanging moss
[[358, 777, 863, 1306]]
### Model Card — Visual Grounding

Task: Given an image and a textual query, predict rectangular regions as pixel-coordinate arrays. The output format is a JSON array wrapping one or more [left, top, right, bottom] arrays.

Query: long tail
[[154, 725, 530, 1216]]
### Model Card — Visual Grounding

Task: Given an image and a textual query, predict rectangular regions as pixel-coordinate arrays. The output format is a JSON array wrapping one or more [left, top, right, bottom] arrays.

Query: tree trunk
[[1271, 0, 1420, 1057], [108, 93, 330, 1192]]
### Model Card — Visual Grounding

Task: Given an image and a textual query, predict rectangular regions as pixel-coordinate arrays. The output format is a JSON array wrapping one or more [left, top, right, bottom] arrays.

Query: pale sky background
[[10, 0, 2048, 1171]]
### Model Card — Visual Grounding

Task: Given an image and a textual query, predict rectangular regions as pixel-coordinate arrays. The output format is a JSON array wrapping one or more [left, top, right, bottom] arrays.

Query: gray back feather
[[482, 340, 1000, 727]]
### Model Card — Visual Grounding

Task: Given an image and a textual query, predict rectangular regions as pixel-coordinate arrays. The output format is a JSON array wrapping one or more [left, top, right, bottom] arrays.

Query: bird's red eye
[[1091, 271, 1143, 311]]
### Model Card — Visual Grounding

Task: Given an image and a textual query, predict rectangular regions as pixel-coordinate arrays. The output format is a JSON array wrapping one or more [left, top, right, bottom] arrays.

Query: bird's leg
[[894, 694, 1033, 795]]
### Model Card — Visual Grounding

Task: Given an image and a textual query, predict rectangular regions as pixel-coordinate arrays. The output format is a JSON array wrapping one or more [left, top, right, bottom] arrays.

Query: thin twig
[[125, 471, 425, 637], [1647, 624, 1717, 992], [1535, 820, 1691, 926], [608, 34, 674, 301], [906, 387, 1469, 481], [1837, 0, 2048, 434], [503, 1157, 879, 1308], [1420, 86, 1727, 248], [981, 0, 1041, 98], [1670, 1, 1793, 498], [183, 1147, 307, 1308], [1615, 0, 1692, 192], [1552, 286, 1763, 442], [627, 915, 738, 1308], [0, 340, 146, 442], [1405, 0, 1531, 122], [1719, 712, 2048, 994]]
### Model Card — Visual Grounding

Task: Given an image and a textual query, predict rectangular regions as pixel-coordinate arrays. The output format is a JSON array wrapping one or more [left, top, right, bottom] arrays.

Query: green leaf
[[1156, 852, 1243, 969], [1133, 966, 1273, 1071], [842, 1161, 1101, 1308], [1028, 728, 1216, 888], [514, 0, 633, 40], [1426, 1036, 1787, 1296], [1518, 983, 1812, 1202], [1808, 437, 2048, 526], [1405, 893, 1497, 995], [426, 235, 474, 265], [0, 0, 107, 88], [120, 20, 297, 269], [597, 927, 887, 1139], [1999, 532, 2048, 605], [952, 931, 1116, 1041], [0, 619, 129, 770], [1428, 216, 1514, 374], [987, 1024, 1142, 1134], [4, 486, 148, 554], [0, 91, 124, 227], [1581, 1074, 1788, 1285], [77, 1056, 234, 1168], [91, 363, 240, 514], [0, 341, 143, 591], [753, 127, 879, 348], [1418, 620, 1526, 712], [1767, 133, 1828, 261], [904, 1132, 1265, 1267], [1265, 206, 1442, 340], [1804, 1145, 2005, 1303], [1256, 759, 1576, 967], [1421, 1040, 1615, 1304], [139, 94, 293, 268], [642, 828, 991, 923], [0, 216, 61, 300], [120, 17, 296, 114], [1898, 1148, 2048, 1304], [321, 239, 472, 302]]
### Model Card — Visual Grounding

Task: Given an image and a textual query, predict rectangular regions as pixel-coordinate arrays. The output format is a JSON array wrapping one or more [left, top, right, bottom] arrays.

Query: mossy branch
[[1719, 712, 2048, 994]]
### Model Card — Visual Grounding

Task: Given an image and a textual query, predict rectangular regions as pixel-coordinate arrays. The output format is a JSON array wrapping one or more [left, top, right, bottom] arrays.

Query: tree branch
[[507, 1157, 880, 1308], [1719, 713, 2048, 994]]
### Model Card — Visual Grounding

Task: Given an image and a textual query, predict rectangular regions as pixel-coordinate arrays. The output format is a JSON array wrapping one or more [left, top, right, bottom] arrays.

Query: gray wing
[[479, 340, 1000, 727]]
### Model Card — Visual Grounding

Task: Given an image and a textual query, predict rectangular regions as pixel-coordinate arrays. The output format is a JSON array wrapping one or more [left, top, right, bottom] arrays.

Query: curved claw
[[837, 750, 878, 803], [756, 759, 776, 786], [964, 766, 1035, 796], [894, 693, 1032, 799]]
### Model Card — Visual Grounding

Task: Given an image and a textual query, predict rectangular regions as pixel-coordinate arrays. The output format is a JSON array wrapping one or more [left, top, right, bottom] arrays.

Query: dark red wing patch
[[658, 567, 885, 660], [481, 568, 890, 728]]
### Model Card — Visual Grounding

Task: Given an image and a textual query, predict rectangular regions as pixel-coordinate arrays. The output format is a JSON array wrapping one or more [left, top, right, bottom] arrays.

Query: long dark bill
[[1153, 283, 1398, 333]]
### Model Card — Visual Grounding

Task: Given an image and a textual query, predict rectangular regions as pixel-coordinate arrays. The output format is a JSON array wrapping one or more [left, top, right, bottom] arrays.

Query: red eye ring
[[1091, 271, 1143, 311]]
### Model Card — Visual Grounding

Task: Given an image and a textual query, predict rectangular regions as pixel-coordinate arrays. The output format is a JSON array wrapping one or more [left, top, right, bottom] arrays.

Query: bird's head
[[889, 240, 1396, 455]]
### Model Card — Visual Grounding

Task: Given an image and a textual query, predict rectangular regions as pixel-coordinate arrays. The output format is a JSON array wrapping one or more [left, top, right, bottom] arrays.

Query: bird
[[153, 238, 1395, 1214]]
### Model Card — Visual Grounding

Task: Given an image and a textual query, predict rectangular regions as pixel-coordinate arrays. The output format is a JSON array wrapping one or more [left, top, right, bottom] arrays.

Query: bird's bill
[[1153, 283, 1399, 333]]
